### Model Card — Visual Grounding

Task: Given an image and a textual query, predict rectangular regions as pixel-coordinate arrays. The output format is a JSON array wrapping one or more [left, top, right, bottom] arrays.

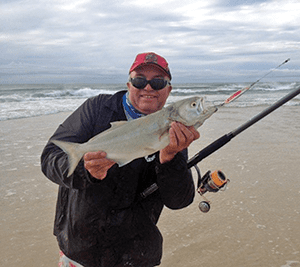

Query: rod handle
[[187, 133, 233, 168]]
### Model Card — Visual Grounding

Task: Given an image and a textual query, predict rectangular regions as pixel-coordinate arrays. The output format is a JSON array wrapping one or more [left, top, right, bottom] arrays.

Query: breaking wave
[[0, 82, 299, 120]]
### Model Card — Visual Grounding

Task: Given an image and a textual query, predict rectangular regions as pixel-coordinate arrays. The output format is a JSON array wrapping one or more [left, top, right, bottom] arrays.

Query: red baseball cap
[[129, 52, 172, 80]]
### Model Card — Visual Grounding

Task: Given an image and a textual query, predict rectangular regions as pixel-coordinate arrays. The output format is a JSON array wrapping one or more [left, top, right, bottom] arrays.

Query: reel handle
[[197, 170, 229, 213]]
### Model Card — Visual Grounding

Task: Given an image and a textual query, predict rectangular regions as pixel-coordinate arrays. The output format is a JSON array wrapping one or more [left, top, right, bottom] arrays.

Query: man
[[41, 52, 200, 267]]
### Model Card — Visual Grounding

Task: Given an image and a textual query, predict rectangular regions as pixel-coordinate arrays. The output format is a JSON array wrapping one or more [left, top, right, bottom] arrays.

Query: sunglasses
[[129, 77, 171, 90]]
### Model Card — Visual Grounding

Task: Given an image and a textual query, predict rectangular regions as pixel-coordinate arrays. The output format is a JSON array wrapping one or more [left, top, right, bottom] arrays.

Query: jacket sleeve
[[155, 150, 195, 209], [41, 97, 102, 189]]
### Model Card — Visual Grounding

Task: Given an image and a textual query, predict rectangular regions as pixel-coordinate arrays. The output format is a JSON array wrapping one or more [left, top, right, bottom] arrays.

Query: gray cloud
[[1, 0, 299, 83]]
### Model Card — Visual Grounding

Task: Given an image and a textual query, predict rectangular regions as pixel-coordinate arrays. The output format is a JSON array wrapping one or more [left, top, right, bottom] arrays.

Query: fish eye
[[191, 102, 197, 107]]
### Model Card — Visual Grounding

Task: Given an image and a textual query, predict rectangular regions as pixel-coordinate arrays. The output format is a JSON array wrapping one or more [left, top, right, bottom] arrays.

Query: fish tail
[[51, 139, 83, 177]]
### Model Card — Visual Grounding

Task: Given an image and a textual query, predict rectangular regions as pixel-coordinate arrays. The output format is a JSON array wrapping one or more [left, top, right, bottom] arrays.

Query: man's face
[[127, 64, 172, 115]]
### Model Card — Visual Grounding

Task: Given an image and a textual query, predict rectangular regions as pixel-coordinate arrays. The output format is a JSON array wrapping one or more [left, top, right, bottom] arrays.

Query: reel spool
[[196, 169, 229, 213]]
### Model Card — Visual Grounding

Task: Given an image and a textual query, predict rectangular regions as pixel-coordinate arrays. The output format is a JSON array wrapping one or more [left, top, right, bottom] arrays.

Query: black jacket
[[41, 90, 195, 267]]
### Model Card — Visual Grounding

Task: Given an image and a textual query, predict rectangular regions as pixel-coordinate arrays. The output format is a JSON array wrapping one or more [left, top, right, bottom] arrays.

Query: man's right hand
[[83, 151, 116, 180]]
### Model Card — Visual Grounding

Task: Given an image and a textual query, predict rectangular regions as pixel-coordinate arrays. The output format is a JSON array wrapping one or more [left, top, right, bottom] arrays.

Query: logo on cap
[[145, 53, 158, 64]]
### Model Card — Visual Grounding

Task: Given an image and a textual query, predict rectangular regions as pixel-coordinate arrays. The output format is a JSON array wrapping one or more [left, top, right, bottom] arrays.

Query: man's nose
[[144, 83, 154, 91]]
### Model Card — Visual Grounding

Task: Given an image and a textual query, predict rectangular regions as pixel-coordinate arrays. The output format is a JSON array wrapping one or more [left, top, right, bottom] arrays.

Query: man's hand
[[160, 122, 200, 164], [83, 151, 116, 180]]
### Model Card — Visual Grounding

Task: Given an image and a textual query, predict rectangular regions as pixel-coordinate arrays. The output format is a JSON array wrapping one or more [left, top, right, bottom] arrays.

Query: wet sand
[[1, 106, 300, 267]]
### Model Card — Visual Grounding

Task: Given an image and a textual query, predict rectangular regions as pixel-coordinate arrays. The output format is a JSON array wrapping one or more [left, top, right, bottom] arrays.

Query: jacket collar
[[103, 90, 127, 114]]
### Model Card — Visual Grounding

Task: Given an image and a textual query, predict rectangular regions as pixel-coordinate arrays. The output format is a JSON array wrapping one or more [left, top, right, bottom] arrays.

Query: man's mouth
[[142, 95, 156, 99]]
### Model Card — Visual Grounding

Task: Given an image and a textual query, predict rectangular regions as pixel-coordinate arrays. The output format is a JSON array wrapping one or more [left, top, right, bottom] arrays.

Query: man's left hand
[[159, 122, 200, 164]]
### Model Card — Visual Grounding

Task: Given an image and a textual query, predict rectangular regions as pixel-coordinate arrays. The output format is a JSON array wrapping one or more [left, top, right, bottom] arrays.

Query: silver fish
[[51, 96, 217, 176]]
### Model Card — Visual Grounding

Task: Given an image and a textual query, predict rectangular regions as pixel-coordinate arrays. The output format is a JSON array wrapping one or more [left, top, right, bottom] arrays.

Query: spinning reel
[[194, 165, 229, 213]]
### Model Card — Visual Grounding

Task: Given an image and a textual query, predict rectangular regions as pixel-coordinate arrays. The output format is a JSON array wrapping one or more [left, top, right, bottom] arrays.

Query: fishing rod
[[189, 86, 300, 212], [219, 58, 290, 106], [188, 86, 300, 168]]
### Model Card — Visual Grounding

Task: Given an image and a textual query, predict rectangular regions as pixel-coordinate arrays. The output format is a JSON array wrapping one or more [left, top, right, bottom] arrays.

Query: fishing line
[[219, 58, 290, 106]]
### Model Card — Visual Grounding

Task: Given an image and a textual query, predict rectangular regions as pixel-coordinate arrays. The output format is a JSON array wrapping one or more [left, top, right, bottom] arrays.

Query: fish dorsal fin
[[92, 121, 128, 138], [110, 121, 128, 128]]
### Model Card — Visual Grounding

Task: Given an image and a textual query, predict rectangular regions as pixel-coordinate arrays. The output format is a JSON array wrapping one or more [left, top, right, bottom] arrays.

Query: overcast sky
[[1, 0, 299, 84]]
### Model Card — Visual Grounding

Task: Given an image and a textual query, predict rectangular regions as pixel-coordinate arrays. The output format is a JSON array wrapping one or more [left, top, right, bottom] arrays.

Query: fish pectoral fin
[[143, 134, 169, 153], [159, 131, 169, 142]]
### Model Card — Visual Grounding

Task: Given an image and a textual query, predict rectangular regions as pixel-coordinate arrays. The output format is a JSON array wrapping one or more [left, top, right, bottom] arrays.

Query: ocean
[[0, 82, 299, 121]]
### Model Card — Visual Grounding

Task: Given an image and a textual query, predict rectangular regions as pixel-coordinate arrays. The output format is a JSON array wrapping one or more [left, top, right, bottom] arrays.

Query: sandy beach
[[1, 105, 300, 267]]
